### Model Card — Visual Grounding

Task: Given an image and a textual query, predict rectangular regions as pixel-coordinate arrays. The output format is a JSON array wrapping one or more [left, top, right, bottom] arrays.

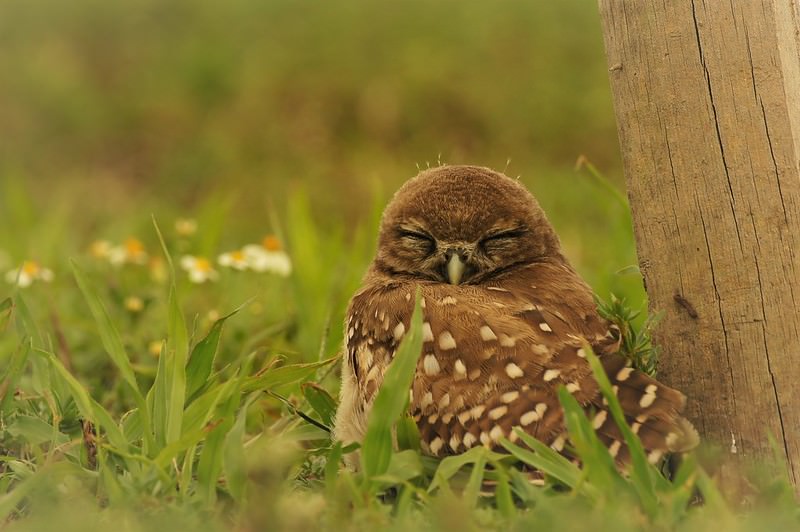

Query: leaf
[[196, 373, 243, 504], [223, 395, 256, 503], [44, 350, 131, 456], [371, 450, 424, 485], [582, 343, 663, 509], [490, 459, 514, 518], [70, 260, 139, 397], [0, 297, 12, 332], [148, 340, 169, 449], [301, 382, 337, 427], [7, 416, 68, 447], [500, 429, 587, 494], [154, 217, 189, 445], [395, 415, 421, 452], [71, 260, 153, 452], [325, 441, 343, 498], [361, 294, 423, 480], [185, 304, 243, 401], [241, 356, 337, 393], [0, 341, 30, 413]]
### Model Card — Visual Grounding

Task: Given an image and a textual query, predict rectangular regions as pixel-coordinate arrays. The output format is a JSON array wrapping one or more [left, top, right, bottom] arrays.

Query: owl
[[334, 165, 698, 466]]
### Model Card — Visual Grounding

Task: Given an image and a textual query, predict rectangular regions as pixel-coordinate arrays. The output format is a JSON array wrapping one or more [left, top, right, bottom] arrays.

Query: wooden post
[[597, 0, 800, 488]]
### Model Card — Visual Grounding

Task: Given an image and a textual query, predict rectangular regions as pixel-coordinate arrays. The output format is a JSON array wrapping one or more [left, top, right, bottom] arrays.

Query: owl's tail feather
[[589, 355, 699, 463]]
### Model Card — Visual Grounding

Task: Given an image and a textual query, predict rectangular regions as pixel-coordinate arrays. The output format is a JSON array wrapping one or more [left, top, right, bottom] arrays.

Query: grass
[[1, 202, 798, 531], [0, 0, 798, 528]]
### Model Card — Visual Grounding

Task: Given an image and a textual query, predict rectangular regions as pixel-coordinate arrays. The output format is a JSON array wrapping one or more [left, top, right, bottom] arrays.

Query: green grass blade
[[43, 349, 130, 454], [582, 343, 662, 503], [70, 259, 153, 452], [241, 356, 338, 393], [500, 430, 585, 491], [148, 341, 169, 449], [70, 260, 138, 395], [361, 294, 423, 480], [1, 341, 30, 413], [0, 297, 12, 331], [165, 281, 188, 444], [490, 459, 514, 518], [301, 382, 337, 428], [153, 217, 189, 445], [196, 373, 243, 504], [223, 394, 255, 503], [186, 303, 247, 401]]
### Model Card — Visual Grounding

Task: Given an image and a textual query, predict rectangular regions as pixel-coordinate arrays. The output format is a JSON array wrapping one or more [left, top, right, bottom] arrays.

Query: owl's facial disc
[[375, 165, 564, 284]]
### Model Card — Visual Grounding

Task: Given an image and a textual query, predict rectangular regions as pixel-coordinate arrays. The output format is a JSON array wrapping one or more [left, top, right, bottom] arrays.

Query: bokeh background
[[0, 0, 642, 362]]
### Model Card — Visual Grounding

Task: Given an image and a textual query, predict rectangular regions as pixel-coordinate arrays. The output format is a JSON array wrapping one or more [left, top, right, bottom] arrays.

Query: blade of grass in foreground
[[361, 293, 423, 481], [186, 300, 251, 401], [154, 217, 189, 445], [71, 260, 154, 453]]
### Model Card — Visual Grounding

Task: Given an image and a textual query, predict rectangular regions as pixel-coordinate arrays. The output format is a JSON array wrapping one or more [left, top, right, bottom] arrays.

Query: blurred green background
[[0, 0, 640, 337]]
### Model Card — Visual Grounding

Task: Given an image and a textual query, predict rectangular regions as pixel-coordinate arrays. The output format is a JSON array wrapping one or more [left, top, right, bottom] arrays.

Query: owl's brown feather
[[334, 165, 698, 468]]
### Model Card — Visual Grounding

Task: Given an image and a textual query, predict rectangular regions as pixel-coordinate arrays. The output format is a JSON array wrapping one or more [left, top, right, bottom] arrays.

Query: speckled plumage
[[334, 165, 697, 466]]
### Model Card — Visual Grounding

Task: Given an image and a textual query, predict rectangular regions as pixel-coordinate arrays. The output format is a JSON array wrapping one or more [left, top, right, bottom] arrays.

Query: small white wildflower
[[124, 296, 144, 313], [148, 340, 164, 357], [109, 237, 148, 266], [5, 260, 54, 287], [180, 255, 218, 284], [88, 240, 112, 259], [175, 218, 198, 237], [217, 249, 249, 270], [242, 235, 292, 276]]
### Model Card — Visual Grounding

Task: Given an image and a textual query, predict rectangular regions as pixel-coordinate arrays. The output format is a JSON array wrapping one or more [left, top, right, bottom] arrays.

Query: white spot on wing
[[505, 363, 524, 378], [488, 406, 508, 420], [480, 325, 497, 341], [501, 391, 519, 403], [616, 367, 634, 381], [423, 354, 441, 376], [489, 425, 504, 441], [429, 437, 443, 456], [498, 334, 516, 347], [438, 331, 457, 350], [463, 433, 477, 448], [449, 434, 461, 452], [543, 369, 560, 382], [393, 322, 406, 341], [422, 322, 434, 342], [609, 440, 622, 457], [592, 410, 607, 429], [539, 322, 552, 332]]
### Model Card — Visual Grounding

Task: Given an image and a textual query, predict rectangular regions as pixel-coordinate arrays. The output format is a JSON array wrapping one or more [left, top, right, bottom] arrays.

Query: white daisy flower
[[242, 235, 292, 277], [175, 218, 198, 237], [109, 237, 148, 266], [124, 296, 144, 313], [5, 260, 54, 287], [88, 240, 112, 259], [180, 255, 218, 284], [217, 249, 249, 270]]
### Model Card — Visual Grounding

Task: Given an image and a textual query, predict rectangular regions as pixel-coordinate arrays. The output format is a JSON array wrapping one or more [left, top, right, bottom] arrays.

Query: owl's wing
[[344, 264, 696, 464]]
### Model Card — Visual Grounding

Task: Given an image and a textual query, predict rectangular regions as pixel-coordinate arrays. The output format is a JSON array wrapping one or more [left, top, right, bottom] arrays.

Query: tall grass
[[1, 197, 797, 531]]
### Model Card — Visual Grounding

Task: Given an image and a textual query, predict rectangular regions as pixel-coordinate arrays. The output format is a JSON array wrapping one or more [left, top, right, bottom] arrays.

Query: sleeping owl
[[334, 165, 697, 465]]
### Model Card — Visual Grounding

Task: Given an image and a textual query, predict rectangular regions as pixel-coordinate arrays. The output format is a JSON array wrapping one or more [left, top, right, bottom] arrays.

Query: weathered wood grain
[[598, 0, 800, 487]]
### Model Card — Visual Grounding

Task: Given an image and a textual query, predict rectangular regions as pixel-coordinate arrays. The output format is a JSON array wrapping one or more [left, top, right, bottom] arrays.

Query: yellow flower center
[[125, 238, 145, 256], [262, 235, 282, 251], [195, 258, 212, 272], [231, 250, 245, 261], [22, 261, 40, 275]]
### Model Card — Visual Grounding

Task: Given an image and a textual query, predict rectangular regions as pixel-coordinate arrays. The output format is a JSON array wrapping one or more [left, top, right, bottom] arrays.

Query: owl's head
[[374, 165, 563, 285]]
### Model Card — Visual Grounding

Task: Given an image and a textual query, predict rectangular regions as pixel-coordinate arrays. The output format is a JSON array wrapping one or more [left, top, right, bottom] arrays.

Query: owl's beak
[[446, 251, 466, 285]]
